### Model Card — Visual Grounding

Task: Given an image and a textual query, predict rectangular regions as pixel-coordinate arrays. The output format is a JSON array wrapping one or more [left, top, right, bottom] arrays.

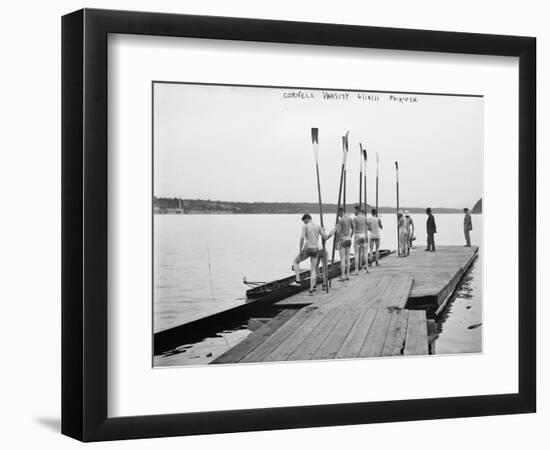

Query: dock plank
[[312, 309, 361, 360], [211, 309, 298, 364], [287, 309, 346, 361], [404, 310, 429, 355], [381, 309, 409, 357], [239, 306, 317, 363], [262, 310, 327, 362], [335, 309, 377, 359], [359, 309, 393, 358]]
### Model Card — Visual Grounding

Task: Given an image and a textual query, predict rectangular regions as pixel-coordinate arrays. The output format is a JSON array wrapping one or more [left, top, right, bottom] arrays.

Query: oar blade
[[342, 131, 350, 167], [395, 161, 399, 182], [311, 127, 319, 162]]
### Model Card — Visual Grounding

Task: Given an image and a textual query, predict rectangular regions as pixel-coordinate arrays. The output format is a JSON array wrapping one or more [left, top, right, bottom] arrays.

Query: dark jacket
[[426, 214, 436, 234], [464, 213, 472, 231]]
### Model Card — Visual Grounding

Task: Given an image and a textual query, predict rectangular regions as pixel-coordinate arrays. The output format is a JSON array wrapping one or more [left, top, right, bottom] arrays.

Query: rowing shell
[[244, 249, 392, 302]]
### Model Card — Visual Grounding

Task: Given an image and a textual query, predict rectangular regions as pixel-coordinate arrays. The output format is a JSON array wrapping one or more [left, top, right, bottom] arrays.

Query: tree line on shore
[[154, 197, 482, 214]]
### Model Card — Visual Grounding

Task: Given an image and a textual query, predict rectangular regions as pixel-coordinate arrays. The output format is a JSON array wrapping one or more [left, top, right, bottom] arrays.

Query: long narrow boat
[[244, 250, 393, 302]]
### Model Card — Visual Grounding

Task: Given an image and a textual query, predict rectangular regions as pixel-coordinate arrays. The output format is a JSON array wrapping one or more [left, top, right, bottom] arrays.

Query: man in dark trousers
[[425, 207, 436, 252], [463, 207, 473, 247]]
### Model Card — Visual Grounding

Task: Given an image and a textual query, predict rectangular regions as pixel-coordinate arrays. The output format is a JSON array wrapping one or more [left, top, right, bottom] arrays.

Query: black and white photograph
[[0, 0, 542, 446], [153, 82, 483, 367]]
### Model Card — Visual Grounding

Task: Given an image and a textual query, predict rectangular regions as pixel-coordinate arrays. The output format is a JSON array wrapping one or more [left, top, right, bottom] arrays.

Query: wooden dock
[[212, 246, 478, 364]]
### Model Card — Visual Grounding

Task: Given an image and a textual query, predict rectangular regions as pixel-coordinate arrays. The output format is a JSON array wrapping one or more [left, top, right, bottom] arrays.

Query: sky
[[153, 82, 483, 209]]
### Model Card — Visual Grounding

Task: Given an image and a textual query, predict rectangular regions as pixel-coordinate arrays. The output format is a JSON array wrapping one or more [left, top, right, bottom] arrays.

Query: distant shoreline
[[154, 197, 481, 215]]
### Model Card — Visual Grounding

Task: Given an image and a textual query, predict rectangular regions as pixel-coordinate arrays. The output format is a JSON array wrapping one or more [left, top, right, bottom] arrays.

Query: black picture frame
[[62, 8, 536, 442]]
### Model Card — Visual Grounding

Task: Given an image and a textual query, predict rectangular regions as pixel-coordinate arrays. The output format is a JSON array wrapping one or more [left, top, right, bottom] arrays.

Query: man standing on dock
[[463, 207, 473, 247], [397, 211, 409, 257], [290, 214, 330, 293], [334, 207, 354, 281], [405, 211, 415, 253], [368, 208, 383, 266], [425, 207, 437, 252], [352, 205, 369, 275]]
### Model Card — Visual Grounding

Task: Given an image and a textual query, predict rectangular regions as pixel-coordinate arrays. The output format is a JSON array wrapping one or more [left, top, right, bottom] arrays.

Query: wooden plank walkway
[[212, 274, 422, 364], [212, 246, 475, 364], [276, 246, 478, 308]]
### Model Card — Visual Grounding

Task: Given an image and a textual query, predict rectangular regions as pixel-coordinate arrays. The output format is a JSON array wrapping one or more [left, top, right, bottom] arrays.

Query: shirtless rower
[[352, 205, 369, 275], [368, 208, 383, 266], [404, 210, 415, 254], [334, 207, 354, 281], [289, 214, 330, 294], [397, 211, 409, 257]]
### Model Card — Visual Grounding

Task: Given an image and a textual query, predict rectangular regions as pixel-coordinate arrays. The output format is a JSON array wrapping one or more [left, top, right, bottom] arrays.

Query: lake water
[[154, 213, 482, 365]]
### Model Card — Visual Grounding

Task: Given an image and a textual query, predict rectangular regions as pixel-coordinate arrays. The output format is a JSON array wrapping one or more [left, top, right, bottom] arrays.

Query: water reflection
[[432, 255, 482, 355]]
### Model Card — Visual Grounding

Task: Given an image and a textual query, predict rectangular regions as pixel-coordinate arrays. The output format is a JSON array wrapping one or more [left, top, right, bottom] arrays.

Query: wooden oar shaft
[[364, 155, 367, 213], [395, 161, 399, 254], [359, 170, 363, 207], [315, 164, 324, 228], [331, 163, 345, 264], [364, 173, 367, 213], [376, 153, 379, 211], [343, 170, 347, 211], [311, 127, 328, 293]]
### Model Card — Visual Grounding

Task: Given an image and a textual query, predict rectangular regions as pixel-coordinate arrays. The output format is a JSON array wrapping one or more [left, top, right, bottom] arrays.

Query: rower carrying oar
[[376, 152, 379, 212], [358, 143, 363, 208], [311, 128, 329, 292], [342, 131, 349, 212], [395, 161, 400, 255], [363, 146, 367, 215], [358, 143, 367, 269], [329, 133, 349, 286]]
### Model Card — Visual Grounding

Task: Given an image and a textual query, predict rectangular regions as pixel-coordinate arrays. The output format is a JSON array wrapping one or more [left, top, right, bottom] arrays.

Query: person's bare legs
[[368, 240, 374, 266], [315, 250, 328, 289], [345, 247, 351, 279], [309, 255, 318, 292], [374, 239, 380, 265], [365, 243, 370, 272], [292, 254, 302, 283], [353, 241, 361, 275], [360, 242, 369, 273], [338, 246, 346, 281]]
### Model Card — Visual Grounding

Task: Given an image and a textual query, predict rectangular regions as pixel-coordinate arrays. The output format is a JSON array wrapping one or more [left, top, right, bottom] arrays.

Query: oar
[[361, 144, 368, 268], [342, 131, 350, 212], [330, 135, 348, 283], [311, 128, 329, 293], [395, 161, 400, 256], [358, 143, 363, 208], [362, 146, 367, 214], [376, 152, 379, 212]]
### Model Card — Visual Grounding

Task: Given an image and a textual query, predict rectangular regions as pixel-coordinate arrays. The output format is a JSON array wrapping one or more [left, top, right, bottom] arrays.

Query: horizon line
[[153, 196, 481, 210]]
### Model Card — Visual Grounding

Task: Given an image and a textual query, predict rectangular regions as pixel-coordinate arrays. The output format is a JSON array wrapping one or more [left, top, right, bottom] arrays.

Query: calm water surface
[[154, 213, 482, 365]]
